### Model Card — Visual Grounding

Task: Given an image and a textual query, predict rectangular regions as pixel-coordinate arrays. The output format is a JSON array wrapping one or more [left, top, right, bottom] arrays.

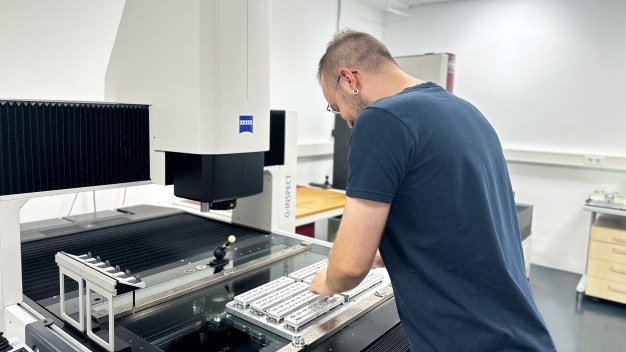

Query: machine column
[[0, 199, 28, 332]]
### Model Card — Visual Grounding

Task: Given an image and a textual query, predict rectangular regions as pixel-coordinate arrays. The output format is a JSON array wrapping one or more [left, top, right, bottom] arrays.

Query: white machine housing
[[105, 0, 271, 186], [176, 110, 299, 234], [1, 0, 274, 343], [233, 110, 298, 233]]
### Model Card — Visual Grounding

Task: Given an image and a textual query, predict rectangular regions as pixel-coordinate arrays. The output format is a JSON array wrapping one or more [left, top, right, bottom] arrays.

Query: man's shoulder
[[353, 105, 402, 132], [367, 85, 449, 116]]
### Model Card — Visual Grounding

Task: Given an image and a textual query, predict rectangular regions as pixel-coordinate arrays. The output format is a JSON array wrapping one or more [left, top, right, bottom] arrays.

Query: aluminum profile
[[283, 295, 344, 331], [288, 259, 328, 281], [249, 282, 310, 316], [233, 276, 296, 308], [265, 291, 324, 323], [302, 275, 315, 284], [339, 272, 384, 301]]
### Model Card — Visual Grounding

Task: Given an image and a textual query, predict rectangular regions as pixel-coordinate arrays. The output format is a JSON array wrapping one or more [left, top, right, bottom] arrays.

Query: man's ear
[[339, 68, 357, 90]]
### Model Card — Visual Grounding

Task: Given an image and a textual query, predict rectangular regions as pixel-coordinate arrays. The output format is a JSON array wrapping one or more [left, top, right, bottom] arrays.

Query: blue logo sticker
[[239, 115, 253, 134]]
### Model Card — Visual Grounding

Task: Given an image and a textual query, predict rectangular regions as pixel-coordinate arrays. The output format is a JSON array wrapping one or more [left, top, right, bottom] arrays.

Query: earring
[[353, 89, 359, 95]]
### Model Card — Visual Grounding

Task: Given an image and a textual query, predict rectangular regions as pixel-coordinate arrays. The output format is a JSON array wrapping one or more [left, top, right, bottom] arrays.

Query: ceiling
[[356, 0, 463, 11]]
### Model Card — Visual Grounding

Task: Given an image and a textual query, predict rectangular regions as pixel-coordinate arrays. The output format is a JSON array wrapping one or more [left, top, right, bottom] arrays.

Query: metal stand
[[56, 252, 144, 352], [86, 281, 116, 351], [576, 211, 597, 301]]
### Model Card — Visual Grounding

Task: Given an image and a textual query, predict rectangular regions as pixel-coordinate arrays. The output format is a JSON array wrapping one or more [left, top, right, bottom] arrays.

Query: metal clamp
[[374, 290, 388, 298], [292, 336, 306, 347]]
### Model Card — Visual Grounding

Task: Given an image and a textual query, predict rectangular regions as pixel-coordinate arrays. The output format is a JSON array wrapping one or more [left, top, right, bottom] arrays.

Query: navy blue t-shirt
[[347, 83, 556, 352]]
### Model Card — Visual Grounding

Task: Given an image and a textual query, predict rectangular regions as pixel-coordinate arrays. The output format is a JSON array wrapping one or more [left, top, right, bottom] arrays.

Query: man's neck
[[365, 70, 425, 102]]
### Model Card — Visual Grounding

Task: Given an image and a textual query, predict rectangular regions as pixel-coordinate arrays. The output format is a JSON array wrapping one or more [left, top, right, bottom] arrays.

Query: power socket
[[584, 155, 605, 166]]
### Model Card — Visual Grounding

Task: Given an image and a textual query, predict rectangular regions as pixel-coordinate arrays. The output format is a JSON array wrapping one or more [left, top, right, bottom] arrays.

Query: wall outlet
[[584, 155, 605, 166]]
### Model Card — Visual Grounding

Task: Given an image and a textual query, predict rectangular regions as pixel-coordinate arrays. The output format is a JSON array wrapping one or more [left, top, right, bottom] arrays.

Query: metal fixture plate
[[234, 276, 296, 308], [284, 295, 344, 331], [249, 282, 310, 316], [266, 291, 324, 323], [339, 272, 384, 301], [225, 279, 390, 341], [288, 259, 327, 281], [276, 284, 395, 352]]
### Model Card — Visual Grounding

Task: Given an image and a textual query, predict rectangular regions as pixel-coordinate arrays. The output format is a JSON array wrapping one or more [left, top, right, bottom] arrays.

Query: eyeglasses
[[326, 71, 357, 114]]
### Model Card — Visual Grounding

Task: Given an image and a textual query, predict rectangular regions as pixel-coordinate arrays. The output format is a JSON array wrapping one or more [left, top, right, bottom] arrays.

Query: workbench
[[295, 186, 346, 227]]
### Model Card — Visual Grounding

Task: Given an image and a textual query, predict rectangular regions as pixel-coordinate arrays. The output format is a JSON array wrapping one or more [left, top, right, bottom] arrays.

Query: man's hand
[[308, 268, 335, 296], [372, 249, 385, 269]]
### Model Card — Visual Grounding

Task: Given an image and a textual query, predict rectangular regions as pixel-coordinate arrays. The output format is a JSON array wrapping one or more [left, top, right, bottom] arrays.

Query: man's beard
[[339, 89, 371, 124]]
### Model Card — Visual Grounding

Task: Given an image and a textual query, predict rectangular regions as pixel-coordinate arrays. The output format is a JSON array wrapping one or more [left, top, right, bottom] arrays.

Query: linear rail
[[288, 259, 328, 281], [283, 295, 344, 331], [234, 276, 296, 308], [265, 291, 324, 323], [339, 272, 384, 302], [249, 282, 310, 316]]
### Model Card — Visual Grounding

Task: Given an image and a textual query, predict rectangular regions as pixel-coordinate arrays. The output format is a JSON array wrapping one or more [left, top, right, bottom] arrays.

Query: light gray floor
[[529, 265, 626, 352]]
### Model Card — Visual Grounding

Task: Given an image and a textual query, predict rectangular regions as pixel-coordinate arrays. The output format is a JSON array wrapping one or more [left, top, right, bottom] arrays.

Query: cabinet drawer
[[587, 258, 626, 284], [588, 241, 626, 265], [586, 277, 626, 304], [590, 215, 626, 245]]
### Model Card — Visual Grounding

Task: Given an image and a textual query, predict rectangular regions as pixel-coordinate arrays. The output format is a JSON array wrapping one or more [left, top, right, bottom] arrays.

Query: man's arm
[[309, 196, 390, 295]]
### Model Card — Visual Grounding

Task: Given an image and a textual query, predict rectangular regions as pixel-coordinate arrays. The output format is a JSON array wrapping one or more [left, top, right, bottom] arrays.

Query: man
[[308, 29, 556, 352]]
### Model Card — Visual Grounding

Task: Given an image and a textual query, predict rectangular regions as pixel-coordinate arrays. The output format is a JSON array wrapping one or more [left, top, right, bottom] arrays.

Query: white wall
[[271, 0, 385, 186], [383, 0, 626, 273], [0, 0, 125, 101], [0, 0, 180, 223], [270, 0, 338, 186], [384, 0, 626, 156], [340, 0, 385, 41]]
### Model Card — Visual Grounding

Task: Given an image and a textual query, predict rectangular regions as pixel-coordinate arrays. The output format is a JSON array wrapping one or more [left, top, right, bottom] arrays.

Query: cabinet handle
[[613, 248, 626, 255], [610, 267, 626, 275], [609, 286, 626, 295], [614, 237, 626, 244]]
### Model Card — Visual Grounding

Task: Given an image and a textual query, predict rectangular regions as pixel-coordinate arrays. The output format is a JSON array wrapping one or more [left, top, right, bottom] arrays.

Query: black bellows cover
[[362, 324, 410, 352], [0, 101, 150, 196], [22, 213, 264, 301]]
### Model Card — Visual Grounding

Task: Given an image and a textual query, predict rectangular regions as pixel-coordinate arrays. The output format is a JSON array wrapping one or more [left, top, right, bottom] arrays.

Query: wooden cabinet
[[585, 214, 626, 304]]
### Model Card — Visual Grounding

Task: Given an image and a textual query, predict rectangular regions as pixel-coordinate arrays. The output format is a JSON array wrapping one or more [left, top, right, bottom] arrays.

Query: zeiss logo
[[239, 116, 253, 134]]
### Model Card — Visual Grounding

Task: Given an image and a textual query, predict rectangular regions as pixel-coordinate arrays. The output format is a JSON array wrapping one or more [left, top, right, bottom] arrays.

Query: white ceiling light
[[386, 0, 412, 17]]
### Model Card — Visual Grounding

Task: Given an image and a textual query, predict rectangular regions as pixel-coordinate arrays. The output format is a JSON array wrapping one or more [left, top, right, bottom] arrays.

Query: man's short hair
[[317, 28, 397, 86]]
